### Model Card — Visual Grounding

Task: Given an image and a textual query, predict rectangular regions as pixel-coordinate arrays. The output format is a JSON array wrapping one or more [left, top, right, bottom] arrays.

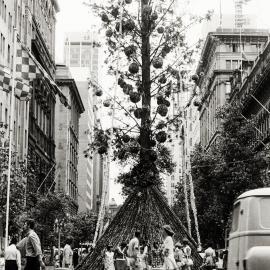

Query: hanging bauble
[[124, 45, 136, 57], [157, 95, 165, 105], [134, 108, 142, 119], [130, 146, 139, 154], [103, 100, 110, 107], [118, 149, 126, 160], [129, 62, 139, 74], [123, 84, 133, 95], [163, 45, 171, 54], [125, 0, 132, 3], [98, 146, 107, 155], [95, 90, 103, 96], [122, 134, 130, 143], [151, 11, 158, 21], [157, 26, 164, 34], [129, 92, 141, 103], [157, 104, 168, 117], [149, 150, 158, 161], [158, 74, 167, 84], [106, 29, 113, 38], [193, 98, 201, 107], [156, 120, 166, 129], [101, 13, 109, 22], [150, 139, 156, 147], [191, 74, 199, 82], [153, 57, 163, 69], [156, 131, 167, 143], [164, 99, 171, 107], [111, 7, 119, 18], [125, 19, 135, 31]]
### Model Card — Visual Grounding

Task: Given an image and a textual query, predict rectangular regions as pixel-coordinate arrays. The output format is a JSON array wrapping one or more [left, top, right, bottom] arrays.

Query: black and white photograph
[[1, 0, 270, 269]]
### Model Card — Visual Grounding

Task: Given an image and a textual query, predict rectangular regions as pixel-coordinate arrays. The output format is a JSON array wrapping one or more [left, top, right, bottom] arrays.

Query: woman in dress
[[104, 245, 115, 270], [162, 225, 178, 270]]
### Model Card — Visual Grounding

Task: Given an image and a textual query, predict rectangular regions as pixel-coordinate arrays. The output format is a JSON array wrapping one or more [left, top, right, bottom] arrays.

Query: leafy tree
[[175, 103, 268, 247], [87, 0, 211, 195], [0, 143, 28, 235], [63, 212, 98, 247]]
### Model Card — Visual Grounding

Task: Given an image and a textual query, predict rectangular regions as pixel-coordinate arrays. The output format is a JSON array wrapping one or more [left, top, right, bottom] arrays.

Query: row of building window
[[0, 0, 7, 22]]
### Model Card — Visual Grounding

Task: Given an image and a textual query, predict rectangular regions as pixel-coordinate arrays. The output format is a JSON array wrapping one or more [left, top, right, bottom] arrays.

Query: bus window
[[231, 202, 240, 232], [260, 198, 270, 228]]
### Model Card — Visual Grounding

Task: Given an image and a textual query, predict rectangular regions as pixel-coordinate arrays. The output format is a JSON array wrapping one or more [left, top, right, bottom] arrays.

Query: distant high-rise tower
[[64, 30, 106, 213]]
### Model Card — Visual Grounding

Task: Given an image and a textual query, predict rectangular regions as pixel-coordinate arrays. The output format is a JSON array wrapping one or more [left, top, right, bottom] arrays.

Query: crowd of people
[[103, 225, 194, 270]]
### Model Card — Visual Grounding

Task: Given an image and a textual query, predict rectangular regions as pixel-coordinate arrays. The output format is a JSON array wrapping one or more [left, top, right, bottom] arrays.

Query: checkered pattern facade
[[0, 69, 11, 93], [16, 49, 42, 80]]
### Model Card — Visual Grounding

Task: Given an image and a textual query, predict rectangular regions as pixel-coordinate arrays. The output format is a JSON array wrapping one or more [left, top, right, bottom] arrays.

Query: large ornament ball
[[134, 108, 142, 119], [157, 104, 168, 117], [98, 146, 107, 155], [129, 62, 139, 74], [101, 13, 109, 22], [123, 134, 130, 143], [129, 92, 141, 103], [156, 131, 167, 143], [106, 29, 113, 38], [153, 57, 163, 69], [96, 90, 103, 96], [157, 26, 164, 34]]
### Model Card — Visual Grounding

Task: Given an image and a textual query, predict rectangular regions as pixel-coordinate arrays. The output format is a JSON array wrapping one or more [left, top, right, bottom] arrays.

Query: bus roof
[[237, 188, 270, 200]]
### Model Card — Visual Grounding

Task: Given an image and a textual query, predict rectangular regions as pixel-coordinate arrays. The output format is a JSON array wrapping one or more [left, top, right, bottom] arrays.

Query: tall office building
[[165, 76, 190, 205], [64, 31, 107, 213], [196, 28, 269, 148]]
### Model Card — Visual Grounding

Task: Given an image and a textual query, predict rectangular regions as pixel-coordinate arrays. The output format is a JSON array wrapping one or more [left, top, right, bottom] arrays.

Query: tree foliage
[[0, 144, 29, 235], [87, 0, 211, 194], [175, 103, 268, 247]]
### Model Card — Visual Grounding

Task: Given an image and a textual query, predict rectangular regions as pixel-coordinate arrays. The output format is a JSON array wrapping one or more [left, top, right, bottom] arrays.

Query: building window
[[7, 44, 10, 64], [232, 43, 239, 52], [226, 60, 231, 70], [232, 60, 238, 70]]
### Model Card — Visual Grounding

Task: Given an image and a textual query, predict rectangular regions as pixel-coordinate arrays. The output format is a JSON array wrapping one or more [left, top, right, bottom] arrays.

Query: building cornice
[[56, 78, 85, 114]]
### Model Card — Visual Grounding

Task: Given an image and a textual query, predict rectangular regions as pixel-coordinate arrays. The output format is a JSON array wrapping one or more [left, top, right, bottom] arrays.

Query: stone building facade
[[55, 65, 84, 214], [195, 28, 269, 148]]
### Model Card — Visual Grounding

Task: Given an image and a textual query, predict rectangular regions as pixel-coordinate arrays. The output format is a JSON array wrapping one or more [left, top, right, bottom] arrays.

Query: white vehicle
[[227, 188, 270, 270]]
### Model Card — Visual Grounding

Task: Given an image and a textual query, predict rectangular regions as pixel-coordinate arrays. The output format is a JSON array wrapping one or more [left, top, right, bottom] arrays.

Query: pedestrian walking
[[5, 237, 21, 270], [174, 242, 184, 269], [62, 238, 73, 269], [104, 245, 115, 270], [16, 219, 45, 270], [182, 238, 193, 270], [151, 242, 163, 269], [114, 242, 127, 270], [127, 231, 140, 270], [73, 248, 79, 268], [201, 243, 216, 270], [162, 225, 178, 270], [0, 250, 5, 270]]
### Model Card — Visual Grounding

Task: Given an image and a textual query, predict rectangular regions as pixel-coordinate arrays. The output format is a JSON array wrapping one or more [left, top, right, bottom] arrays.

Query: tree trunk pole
[[140, 0, 151, 159]]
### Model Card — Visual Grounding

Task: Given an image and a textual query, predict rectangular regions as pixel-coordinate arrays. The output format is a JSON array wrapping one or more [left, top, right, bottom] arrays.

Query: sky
[[55, 0, 270, 204]]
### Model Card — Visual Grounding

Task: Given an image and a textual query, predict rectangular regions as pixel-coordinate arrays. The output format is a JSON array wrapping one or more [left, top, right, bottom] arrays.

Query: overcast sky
[[55, 0, 270, 204]]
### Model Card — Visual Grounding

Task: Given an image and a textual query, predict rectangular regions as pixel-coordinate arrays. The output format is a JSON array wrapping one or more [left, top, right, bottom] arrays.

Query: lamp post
[[54, 218, 62, 263], [0, 122, 9, 247]]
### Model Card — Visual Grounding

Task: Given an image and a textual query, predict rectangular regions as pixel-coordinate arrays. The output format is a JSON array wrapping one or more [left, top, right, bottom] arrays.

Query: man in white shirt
[[127, 231, 140, 270], [62, 238, 73, 268], [5, 238, 21, 270]]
